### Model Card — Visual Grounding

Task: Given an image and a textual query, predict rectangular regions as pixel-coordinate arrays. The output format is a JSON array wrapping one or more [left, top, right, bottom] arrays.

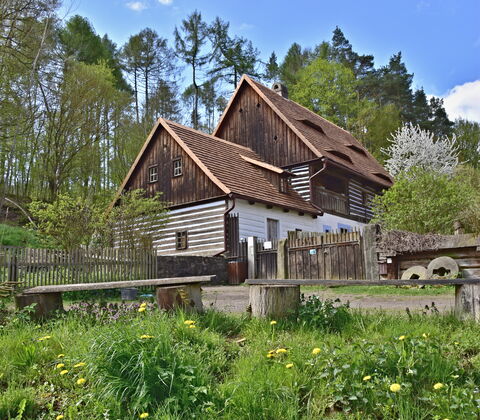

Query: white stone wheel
[[401, 265, 428, 280], [426, 256, 459, 279]]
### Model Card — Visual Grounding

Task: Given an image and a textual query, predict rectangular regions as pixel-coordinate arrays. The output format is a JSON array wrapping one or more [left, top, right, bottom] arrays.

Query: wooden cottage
[[113, 76, 393, 256]]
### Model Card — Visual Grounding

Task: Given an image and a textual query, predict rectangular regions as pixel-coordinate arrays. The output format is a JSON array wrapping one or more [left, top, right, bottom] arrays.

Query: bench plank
[[246, 278, 480, 287], [23, 276, 214, 294]]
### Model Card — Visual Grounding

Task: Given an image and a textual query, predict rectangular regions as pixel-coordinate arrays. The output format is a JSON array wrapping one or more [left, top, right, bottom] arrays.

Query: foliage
[[371, 168, 475, 234], [454, 118, 480, 168], [297, 295, 352, 332], [0, 223, 44, 247], [383, 123, 460, 177]]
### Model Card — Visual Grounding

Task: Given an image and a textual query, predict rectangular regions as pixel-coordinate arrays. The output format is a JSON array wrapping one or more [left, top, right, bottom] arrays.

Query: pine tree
[[279, 42, 309, 89], [454, 119, 480, 168], [263, 52, 279, 83], [428, 97, 454, 137]]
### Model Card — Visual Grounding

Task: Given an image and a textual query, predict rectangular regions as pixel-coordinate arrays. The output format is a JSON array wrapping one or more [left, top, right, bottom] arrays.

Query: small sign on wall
[[263, 241, 273, 250], [309, 249, 317, 255]]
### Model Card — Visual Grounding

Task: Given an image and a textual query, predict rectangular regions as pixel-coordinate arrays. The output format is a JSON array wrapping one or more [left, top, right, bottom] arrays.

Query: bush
[[297, 295, 352, 332]]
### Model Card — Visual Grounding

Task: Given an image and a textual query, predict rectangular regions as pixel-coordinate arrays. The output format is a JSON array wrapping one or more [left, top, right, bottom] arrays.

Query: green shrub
[[0, 386, 39, 419], [297, 295, 352, 332]]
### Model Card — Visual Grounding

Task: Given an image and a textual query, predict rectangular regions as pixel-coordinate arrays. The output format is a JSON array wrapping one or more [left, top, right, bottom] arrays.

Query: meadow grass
[[302, 284, 455, 296], [0, 300, 479, 419]]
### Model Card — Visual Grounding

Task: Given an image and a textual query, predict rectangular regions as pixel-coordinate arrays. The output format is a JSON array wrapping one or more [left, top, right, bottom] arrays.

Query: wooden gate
[[287, 230, 365, 280], [256, 239, 278, 279]]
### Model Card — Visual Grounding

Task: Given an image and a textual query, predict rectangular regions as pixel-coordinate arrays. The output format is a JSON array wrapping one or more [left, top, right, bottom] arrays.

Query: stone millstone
[[401, 265, 428, 280], [426, 256, 459, 279]]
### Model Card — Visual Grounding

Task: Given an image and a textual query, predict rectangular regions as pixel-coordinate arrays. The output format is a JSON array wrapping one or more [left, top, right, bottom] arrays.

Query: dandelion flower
[[189, 325, 196, 329], [184, 320, 195, 325], [276, 348, 287, 354], [422, 333, 428, 338], [390, 383, 401, 392], [433, 382, 444, 390], [140, 302, 147, 307], [398, 335, 406, 341], [363, 375, 372, 381], [38, 335, 52, 341], [74, 362, 86, 368], [60, 370, 69, 375], [266, 353, 275, 358], [139, 413, 149, 419], [56, 363, 65, 369], [76, 378, 86, 385], [270, 320, 277, 325], [312, 348, 321, 355], [138, 307, 146, 313], [286, 363, 294, 369], [56, 415, 64, 420], [57, 354, 65, 358], [140, 335, 154, 339]]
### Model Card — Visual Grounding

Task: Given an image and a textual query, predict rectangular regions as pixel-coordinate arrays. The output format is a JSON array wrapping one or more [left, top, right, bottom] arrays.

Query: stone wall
[[157, 255, 228, 285]]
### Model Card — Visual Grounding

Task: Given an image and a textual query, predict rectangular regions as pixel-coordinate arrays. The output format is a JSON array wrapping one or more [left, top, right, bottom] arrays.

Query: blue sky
[[62, 0, 480, 121]]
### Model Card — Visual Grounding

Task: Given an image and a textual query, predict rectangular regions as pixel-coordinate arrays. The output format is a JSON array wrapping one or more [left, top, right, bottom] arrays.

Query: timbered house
[[113, 76, 392, 256], [213, 75, 393, 232]]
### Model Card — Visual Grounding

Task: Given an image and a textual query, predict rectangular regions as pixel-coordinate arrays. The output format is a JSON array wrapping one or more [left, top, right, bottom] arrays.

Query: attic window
[[148, 165, 158, 183], [325, 149, 353, 164], [175, 231, 188, 250], [279, 177, 289, 193], [371, 171, 391, 183], [346, 144, 367, 156], [173, 158, 183, 177], [296, 118, 326, 135]]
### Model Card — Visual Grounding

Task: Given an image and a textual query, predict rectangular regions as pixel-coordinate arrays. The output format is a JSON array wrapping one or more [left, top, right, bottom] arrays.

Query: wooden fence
[[0, 247, 157, 289], [256, 239, 278, 280]]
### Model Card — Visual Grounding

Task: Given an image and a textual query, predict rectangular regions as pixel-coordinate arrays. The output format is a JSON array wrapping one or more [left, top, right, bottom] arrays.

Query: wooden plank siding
[[215, 83, 317, 167], [125, 127, 224, 205]]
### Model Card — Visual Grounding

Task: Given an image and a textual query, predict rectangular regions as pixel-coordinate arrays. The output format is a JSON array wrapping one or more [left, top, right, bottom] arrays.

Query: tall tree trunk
[[134, 68, 139, 123], [193, 64, 198, 129]]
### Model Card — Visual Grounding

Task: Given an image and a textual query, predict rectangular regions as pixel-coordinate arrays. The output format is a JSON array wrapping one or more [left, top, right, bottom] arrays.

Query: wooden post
[[249, 285, 300, 318], [455, 269, 480, 321], [276, 239, 289, 279], [7, 253, 18, 284], [155, 284, 203, 312], [362, 224, 380, 281], [15, 292, 63, 320], [247, 236, 257, 280]]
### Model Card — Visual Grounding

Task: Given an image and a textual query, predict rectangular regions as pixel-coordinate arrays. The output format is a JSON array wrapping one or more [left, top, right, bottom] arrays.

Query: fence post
[[277, 239, 289, 279], [362, 224, 380, 280], [7, 253, 18, 284], [247, 236, 257, 279]]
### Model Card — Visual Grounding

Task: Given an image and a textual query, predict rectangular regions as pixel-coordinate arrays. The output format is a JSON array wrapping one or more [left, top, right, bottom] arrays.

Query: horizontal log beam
[[246, 278, 480, 287], [22, 276, 214, 294]]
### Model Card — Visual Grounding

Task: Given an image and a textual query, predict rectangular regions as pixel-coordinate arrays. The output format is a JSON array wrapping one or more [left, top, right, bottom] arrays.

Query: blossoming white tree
[[383, 123, 459, 177]]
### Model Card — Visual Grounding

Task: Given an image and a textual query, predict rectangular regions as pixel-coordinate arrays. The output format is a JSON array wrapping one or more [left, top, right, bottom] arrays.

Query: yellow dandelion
[[76, 378, 86, 385], [312, 347, 321, 355], [390, 383, 401, 392], [270, 320, 277, 325], [189, 325, 196, 329], [433, 382, 444, 390], [57, 354, 65, 358], [363, 375, 372, 381], [60, 370, 69, 375], [184, 320, 195, 325], [139, 334, 154, 339], [74, 362, 86, 368], [56, 363, 65, 369], [266, 353, 275, 358], [422, 333, 428, 338], [454, 341, 459, 345], [276, 348, 287, 354], [398, 335, 406, 341], [38, 335, 52, 341], [56, 415, 64, 420], [140, 302, 147, 307], [139, 413, 149, 419], [286, 363, 294, 369], [138, 306, 146, 313]]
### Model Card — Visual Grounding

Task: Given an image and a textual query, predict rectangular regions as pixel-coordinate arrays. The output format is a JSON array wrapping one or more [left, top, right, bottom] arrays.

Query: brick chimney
[[272, 82, 288, 99]]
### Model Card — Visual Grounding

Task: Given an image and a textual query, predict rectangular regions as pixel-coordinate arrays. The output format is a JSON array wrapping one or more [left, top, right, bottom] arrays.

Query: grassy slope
[[1, 303, 479, 419], [302, 285, 455, 296], [0, 223, 44, 247]]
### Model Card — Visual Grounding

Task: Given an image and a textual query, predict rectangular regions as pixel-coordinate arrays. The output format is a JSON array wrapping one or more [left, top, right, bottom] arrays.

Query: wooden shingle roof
[[214, 75, 393, 188]]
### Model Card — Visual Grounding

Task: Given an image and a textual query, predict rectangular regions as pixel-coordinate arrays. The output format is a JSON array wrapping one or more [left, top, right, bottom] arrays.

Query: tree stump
[[155, 284, 203, 312], [249, 285, 300, 318], [15, 293, 63, 320]]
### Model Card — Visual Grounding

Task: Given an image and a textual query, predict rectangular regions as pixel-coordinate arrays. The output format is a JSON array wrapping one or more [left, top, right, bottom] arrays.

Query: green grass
[[302, 285, 455, 296], [0, 301, 479, 419], [0, 223, 45, 247]]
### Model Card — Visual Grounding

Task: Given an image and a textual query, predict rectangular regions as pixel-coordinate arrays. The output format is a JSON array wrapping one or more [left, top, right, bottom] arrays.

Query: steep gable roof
[[214, 75, 393, 188], [111, 118, 320, 215]]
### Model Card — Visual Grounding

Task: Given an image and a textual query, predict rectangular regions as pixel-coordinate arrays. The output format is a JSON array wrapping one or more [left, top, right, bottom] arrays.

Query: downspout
[[308, 158, 328, 215], [214, 194, 236, 256]]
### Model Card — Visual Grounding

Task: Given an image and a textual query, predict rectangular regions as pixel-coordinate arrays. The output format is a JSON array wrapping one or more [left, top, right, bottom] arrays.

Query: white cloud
[[126, 1, 147, 11], [158, 0, 173, 4], [440, 80, 480, 123]]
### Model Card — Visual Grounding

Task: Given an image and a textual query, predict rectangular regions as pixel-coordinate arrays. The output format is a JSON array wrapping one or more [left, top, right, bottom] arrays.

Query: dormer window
[[148, 165, 158, 183], [279, 177, 289, 193], [173, 157, 183, 177]]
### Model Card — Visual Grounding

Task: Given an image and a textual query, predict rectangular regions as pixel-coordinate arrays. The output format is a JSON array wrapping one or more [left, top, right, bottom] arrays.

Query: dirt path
[[203, 285, 455, 314]]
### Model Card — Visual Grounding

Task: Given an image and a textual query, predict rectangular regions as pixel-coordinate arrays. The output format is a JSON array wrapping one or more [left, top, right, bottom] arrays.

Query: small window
[[323, 225, 332, 233], [337, 223, 352, 233], [173, 158, 183, 177], [175, 231, 188, 250], [148, 165, 158, 183], [279, 177, 288, 193]]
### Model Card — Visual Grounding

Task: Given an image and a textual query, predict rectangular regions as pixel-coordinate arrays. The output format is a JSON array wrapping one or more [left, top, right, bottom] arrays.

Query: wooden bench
[[245, 278, 480, 321], [16, 276, 214, 319]]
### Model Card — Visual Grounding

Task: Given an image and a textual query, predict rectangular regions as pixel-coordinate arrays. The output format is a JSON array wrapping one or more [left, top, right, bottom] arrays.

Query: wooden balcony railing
[[313, 187, 349, 215]]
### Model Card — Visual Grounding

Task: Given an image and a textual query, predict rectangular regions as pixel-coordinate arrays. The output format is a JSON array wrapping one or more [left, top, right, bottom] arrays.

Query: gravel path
[[202, 285, 455, 314]]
